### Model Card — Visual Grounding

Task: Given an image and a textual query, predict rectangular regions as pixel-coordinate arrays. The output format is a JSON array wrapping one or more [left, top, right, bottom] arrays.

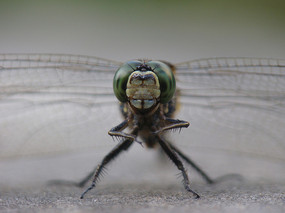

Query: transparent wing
[[1, 54, 285, 180], [0, 54, 122, 158], [174, 58, 285, 178]]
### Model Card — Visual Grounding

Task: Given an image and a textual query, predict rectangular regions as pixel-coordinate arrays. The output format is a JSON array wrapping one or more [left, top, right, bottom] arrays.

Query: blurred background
[[0, 0, 285, 188], [1, 0, 285, 62]]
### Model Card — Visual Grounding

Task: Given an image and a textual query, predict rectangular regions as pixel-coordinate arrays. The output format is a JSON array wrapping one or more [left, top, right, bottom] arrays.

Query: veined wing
[[1, 54, 285, 165], [0, 54, 122, 158], [174, 58, 285, 163]]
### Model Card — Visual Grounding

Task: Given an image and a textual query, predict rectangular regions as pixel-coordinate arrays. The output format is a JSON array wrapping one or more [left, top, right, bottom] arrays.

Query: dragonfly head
[[113, 60, 176, 114]]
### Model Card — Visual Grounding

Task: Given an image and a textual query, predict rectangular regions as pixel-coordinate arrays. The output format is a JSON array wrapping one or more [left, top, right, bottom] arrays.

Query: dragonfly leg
[[108, 119, 141, 145], [157, 136, 200, 199], [80, 138, 134, 199], [167, 141, 214, 184], [155, 118, 189, 134]]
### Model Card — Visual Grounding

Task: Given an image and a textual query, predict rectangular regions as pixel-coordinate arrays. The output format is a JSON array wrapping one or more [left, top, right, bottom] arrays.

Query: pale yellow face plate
[[126, 71, 160, 110]]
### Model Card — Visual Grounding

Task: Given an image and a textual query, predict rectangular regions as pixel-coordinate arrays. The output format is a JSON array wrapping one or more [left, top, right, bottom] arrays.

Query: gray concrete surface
[[1, 180, 284, 213]]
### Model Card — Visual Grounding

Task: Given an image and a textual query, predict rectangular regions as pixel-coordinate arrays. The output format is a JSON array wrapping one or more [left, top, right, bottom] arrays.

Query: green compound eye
[[113, 61, 142, 102], [146, 61, 176, 104], [113, 60, 176, 104]]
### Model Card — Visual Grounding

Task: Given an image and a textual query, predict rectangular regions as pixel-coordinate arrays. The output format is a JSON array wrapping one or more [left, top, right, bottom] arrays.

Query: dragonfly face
[[113, 60, 175, 115]]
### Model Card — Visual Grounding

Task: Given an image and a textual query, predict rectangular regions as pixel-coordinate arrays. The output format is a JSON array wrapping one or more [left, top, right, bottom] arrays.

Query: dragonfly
[[0, 54, 284, 198]]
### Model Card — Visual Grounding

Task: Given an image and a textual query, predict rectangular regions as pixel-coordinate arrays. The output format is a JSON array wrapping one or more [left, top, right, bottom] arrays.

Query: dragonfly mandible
[[0, 54, 284, 198]]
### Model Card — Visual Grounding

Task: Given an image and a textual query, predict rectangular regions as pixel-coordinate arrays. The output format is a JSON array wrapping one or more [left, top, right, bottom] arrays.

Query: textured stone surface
[[1, 180, 284, 213]]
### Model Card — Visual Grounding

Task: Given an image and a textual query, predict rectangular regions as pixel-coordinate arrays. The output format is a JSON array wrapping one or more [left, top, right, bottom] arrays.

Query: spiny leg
[[108, 119, 142, 145], [78, 136, 134, 187], [155, 118, 189, 134], [157, 136, 200, 199], [80, 138, 133, 199], [167, 141, 214, 184]]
